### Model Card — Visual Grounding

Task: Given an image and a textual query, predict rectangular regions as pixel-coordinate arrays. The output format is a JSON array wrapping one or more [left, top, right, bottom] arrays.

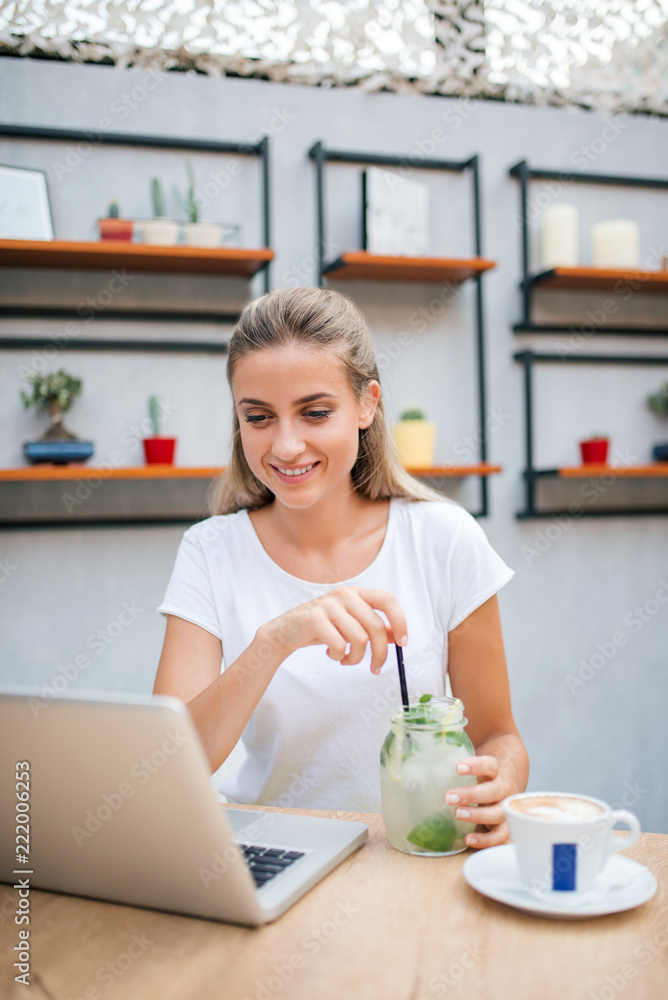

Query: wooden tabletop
[[1, 806, 666, 999]]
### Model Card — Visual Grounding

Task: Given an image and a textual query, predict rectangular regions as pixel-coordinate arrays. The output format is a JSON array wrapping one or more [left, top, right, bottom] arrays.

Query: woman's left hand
[[444, 754, 513, 849]]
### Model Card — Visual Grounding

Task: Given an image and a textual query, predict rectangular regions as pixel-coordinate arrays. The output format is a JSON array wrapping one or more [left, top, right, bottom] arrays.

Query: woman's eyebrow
[[238, 393, 338, 406]]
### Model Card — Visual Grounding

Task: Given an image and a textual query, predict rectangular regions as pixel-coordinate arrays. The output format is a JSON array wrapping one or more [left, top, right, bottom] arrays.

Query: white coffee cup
[[503, 791, 641, 893]]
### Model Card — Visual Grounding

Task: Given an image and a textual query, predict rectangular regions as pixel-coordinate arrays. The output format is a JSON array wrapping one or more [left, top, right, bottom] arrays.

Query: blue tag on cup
[[552, 843, 577, 891]]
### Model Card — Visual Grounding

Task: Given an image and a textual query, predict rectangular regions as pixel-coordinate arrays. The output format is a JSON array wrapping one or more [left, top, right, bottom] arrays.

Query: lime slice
[[406, 811, 457, 853]]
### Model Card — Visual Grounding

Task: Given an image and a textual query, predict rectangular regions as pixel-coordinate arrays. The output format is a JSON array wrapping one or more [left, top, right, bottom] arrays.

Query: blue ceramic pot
[[24, 441, 95, 465], [652, 444, 668, 462]]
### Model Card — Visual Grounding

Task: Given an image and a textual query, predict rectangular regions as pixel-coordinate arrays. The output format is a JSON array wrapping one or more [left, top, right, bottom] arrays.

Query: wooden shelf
[[557, 464, 668, 479], [532, 266, 668, 293], [322, 253, 495, 284], [0, 463, 501, 483], [0, 465, 221, 482], [407, 463, 502, 477], [0, 239, 274, 276]]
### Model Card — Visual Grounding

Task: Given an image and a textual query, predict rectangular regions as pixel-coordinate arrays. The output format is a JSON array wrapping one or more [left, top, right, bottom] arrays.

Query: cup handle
[[606, 809, 641, 858]]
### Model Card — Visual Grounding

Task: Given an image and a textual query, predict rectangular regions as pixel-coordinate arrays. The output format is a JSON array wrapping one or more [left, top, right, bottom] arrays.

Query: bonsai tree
[[21, 369, 83, 441], [648, 382, 668, 418], [172, 160, 199, 223]]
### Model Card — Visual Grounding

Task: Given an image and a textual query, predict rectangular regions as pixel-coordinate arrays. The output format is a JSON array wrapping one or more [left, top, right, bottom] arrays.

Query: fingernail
[[466, 835, 478, 846], [456, 808, 471, 819], [457, 763, 470, 774], [373, 666, 381, 675], [445, 793, 460, 804], [399, 635, 408, 647]]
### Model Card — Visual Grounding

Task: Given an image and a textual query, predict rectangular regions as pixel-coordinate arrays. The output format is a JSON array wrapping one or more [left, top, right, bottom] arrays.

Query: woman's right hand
[[260, 586, 408, 675]]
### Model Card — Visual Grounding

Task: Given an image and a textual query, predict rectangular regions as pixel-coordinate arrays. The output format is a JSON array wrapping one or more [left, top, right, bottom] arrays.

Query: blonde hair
[[210, 287, 446, 514]]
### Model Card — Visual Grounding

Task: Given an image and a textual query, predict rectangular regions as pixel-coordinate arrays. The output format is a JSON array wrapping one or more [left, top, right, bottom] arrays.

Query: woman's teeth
[[276, 463, 315, 476]]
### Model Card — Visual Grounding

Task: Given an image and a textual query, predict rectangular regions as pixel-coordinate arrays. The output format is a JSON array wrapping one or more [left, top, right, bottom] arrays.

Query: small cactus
[[399, 407, 427, 421], [148, 396, 161, 436], [173, 159, 199, 223], [151, 178, 165, 219], [108, 200, 120, 219]]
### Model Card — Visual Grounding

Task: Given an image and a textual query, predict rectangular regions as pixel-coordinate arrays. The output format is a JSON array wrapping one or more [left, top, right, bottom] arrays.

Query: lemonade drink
[[380, 695, 477, 856]]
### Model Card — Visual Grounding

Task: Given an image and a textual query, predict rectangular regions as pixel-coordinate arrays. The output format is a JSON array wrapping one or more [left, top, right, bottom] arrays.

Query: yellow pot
[[392, 420, 436, 467]]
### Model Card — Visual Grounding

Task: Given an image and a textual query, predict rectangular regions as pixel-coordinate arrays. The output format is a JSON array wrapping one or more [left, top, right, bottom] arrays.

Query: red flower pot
[[98, 217, 134, 241], [143, 437, 176, 464], [580, 439, 609, 464]]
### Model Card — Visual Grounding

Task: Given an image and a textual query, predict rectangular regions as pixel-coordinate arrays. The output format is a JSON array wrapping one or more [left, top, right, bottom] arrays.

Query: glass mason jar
[[380, 695, 477, 856]]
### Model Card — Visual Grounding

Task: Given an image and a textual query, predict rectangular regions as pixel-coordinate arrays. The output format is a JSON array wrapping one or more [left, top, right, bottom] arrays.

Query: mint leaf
[[419, 694, 433, 704], [402, 735, 418, 760], [380, 730, 395, 767], [435, 730, 467, 747], [406, 812, 457, 853]]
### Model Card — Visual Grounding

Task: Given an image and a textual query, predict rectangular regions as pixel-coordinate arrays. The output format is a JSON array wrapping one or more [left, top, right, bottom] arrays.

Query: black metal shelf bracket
[[307, 142, 491, 517], [508, 159, 668, 337], [0, 517, 206, 531], [0, 335, 228, 354], [514, 349, 668, 519], [513, 324, 668, 337], [0, 303, 238, 352]]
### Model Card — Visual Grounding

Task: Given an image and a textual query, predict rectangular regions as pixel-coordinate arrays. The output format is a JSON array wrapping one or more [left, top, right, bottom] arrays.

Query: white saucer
[[462, 845, 657, 919]]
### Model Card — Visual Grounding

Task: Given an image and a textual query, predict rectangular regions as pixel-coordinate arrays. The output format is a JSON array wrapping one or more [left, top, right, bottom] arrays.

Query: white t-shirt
[[157, 496, 514, 813]]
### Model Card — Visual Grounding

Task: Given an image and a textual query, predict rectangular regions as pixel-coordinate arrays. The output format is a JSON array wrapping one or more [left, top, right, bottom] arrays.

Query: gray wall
[[1, 58, 666, 830]]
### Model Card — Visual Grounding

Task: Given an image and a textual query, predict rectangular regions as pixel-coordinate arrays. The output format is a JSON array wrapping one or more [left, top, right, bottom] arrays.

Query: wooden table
[[1, 806, 666, 1000]]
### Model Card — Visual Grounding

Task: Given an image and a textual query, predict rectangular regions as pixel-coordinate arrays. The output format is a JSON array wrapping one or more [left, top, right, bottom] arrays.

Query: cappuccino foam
[[509, 795, 604, 822]]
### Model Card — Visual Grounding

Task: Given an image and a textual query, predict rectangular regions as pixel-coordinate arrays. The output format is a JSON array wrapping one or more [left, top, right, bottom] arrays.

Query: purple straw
[[395, 643, 410, 710]]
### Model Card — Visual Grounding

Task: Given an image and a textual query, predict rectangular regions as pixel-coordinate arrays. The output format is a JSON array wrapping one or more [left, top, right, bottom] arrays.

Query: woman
[[154, 287, 528, 849]]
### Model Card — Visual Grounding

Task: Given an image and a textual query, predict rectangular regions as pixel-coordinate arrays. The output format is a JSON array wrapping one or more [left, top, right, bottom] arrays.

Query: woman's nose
[[271, 423, 306, 462]]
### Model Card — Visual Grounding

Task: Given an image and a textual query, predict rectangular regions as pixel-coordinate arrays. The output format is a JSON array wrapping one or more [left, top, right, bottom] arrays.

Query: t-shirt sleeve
[[444, 506, 515, 632], [156, 528, 222, 641]]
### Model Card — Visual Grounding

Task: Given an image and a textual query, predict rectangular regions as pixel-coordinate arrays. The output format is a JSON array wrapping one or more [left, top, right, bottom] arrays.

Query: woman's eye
[[244, 410, 331, 424]]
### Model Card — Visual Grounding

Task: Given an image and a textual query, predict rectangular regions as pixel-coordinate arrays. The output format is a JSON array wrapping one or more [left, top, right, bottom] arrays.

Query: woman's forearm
[[185, 623, 290, 774]]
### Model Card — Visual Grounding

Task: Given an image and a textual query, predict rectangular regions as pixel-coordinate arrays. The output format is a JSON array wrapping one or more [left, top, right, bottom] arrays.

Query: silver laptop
[[0, 688, 368, 926]]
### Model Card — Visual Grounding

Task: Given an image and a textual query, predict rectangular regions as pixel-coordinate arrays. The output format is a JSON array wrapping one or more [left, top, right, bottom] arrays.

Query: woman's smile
[[270, 461, 321, 484]]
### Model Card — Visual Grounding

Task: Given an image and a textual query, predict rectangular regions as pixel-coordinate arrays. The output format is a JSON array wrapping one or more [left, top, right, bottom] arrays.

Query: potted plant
[[647, 381, 668, 461], [140, 178, 180, 245], [143, 396, 176, 464], [98, 200, 134, 241], [579, 434, 609, 464], [21, 369, 94, 464], [392, 407, 436, 468], [173, 160, 222, 247]]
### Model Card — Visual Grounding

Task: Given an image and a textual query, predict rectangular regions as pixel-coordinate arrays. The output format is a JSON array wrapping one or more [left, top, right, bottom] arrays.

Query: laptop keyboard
[[238, 843, 306, 888]]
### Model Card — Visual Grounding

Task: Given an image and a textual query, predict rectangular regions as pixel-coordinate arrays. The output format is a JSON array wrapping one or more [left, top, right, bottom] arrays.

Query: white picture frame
[[0, 164, 54, 240], [362, 166, 430, 256]]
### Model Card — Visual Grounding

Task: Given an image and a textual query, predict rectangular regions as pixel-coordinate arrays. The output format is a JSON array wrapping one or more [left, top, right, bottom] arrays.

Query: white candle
[[591, 220, 640, 268], [540, 204, 578, 270]]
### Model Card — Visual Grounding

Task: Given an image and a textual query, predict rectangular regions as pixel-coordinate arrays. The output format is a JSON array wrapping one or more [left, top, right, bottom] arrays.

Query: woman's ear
[[359, 380, 381, 429]]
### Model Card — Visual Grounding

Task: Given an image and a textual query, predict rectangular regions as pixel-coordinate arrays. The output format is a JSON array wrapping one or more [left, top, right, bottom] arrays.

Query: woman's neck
[[273, 488, 380, 555], [247, 480, 393, 584]]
